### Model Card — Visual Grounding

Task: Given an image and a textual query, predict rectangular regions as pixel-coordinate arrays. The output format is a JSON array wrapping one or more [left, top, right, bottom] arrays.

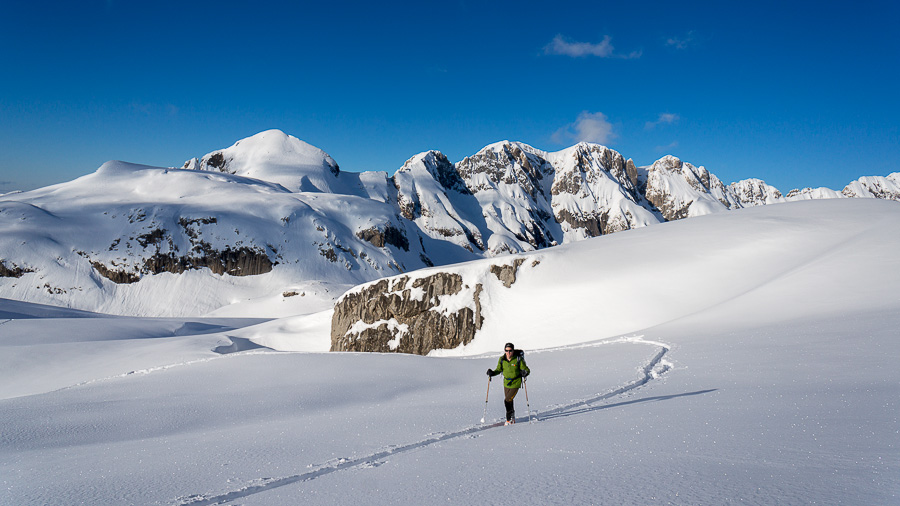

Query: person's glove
[[486, 369, 496, 377], [522, 370, 530, 378]]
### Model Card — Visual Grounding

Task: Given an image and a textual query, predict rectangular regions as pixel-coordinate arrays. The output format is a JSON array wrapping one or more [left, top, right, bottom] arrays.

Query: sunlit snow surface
[[1, 199, 898, 505]]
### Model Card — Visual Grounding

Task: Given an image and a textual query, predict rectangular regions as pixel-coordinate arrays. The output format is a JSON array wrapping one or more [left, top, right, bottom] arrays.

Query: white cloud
[[544, 35, 641, 59], [645, 113, 679, 130], [553, 111, 616, 145], [666, 31, 696, 50]]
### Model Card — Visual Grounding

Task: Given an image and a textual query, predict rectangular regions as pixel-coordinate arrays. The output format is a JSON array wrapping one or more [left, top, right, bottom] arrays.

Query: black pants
[[504, 387, 519, 421]]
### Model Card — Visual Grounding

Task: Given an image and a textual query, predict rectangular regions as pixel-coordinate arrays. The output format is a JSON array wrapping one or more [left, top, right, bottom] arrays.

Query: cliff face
[[85, 217, 275, 284], [330, 258, 535, 355], [331, 272, 484, 355]]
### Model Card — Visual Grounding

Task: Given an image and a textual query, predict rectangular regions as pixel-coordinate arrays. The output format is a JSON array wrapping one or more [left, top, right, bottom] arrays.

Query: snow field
[[1, 198, 898, 505], [0, 333, 664, 505]]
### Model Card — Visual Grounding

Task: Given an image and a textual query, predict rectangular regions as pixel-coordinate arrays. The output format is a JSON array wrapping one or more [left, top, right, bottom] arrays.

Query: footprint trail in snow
[[174, 337, 671, 506]]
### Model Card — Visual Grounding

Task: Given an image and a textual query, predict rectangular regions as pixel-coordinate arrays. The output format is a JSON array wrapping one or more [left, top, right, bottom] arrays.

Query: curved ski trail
[[173, 336, 672, 506]]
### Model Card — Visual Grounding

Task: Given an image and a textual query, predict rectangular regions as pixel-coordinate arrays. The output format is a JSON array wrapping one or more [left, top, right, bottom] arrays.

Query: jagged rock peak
[[842, 172, 900, 200], [460, 141, 554, 171], [399, 150, 452, 171], [648, 154, 685, 172], [554, 142, 633, 187], [396, 150, 469, 195], [457, 141, 554, 197], [476, 140, 549, 158], [730, 178, 784, 207]]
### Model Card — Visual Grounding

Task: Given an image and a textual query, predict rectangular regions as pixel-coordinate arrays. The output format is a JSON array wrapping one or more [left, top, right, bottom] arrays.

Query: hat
[[504, 342, 515, 350]]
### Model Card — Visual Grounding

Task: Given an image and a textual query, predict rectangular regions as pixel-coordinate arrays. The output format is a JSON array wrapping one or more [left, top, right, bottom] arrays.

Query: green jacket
[[492, 351, 530, 389]]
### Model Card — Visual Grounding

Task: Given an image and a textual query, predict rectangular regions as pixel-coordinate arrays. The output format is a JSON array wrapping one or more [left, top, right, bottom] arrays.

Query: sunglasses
[[505, 349, 513, 352]]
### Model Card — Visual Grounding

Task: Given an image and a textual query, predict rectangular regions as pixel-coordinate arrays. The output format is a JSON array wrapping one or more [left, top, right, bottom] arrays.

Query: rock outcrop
[[0, 260, 33, 278], [331, 272, 484, 355], [490, 258, 525, 288], [331, 257, 534, 355], [88, 218, 275, 284], [729, 178, 784, 207], [356, 224, 410, 251]]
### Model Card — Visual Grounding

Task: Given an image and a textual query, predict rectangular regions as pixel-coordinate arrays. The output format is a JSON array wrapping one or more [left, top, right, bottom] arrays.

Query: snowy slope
[[186, 129, 344, 194], [333, 198, 900, 356], [0, 159, 433, 316], [1, 199, 898, 505]]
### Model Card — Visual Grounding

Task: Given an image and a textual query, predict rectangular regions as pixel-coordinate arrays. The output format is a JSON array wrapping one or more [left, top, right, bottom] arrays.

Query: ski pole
[[480, 376, 491, 424], [522, 377, 534, 423]]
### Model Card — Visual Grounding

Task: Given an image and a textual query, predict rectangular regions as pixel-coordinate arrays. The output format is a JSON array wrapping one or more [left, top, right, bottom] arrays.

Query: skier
[[486, 342, 530, 424]]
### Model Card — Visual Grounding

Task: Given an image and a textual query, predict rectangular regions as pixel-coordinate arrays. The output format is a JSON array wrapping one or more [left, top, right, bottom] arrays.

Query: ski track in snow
[[52, 348, 279, 395], [172, 336, 673, 506]]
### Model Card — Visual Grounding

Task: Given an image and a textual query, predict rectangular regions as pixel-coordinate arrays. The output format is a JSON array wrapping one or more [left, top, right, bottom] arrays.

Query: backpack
[[503, 349, 524, 363], [504, 349, 527, 387]]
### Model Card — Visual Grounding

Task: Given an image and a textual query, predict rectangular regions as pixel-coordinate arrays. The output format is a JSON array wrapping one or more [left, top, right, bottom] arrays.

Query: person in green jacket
[[486, 342, 530, 424]]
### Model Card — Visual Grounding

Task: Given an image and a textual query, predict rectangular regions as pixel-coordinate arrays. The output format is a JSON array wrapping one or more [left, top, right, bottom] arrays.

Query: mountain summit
[[184, 129, 342, 193]]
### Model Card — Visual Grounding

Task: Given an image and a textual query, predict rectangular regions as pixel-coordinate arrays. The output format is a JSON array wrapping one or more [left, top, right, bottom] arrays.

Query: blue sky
[[2, 0, 898, 193]]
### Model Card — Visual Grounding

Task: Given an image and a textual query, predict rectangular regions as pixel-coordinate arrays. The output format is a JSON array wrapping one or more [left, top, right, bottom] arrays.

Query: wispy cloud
[[543, 35, 641, 59], [552, 111, 616, 145], [655, 141, 679, 152], [645, 113, 679, 130], [666, 31, 696, 50]]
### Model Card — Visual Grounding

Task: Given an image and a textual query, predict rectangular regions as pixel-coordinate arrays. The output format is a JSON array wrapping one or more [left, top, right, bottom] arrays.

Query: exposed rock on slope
[[331, 272, 484, 355], [642, 155, 740, 220], [729, 179, 784, 207], [842, 173, 900, 200], [490, 258, 526, 288], [87, 218, 275, 284], [331, 258, 533, 355], [0, 260, 33, 278]]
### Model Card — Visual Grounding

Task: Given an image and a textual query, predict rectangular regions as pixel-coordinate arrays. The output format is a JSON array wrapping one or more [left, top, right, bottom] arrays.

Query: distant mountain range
[[1, 129, 897, 316]]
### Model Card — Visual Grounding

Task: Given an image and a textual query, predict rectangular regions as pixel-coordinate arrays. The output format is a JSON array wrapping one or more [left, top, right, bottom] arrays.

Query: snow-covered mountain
[[1, 129, 897, 316]]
